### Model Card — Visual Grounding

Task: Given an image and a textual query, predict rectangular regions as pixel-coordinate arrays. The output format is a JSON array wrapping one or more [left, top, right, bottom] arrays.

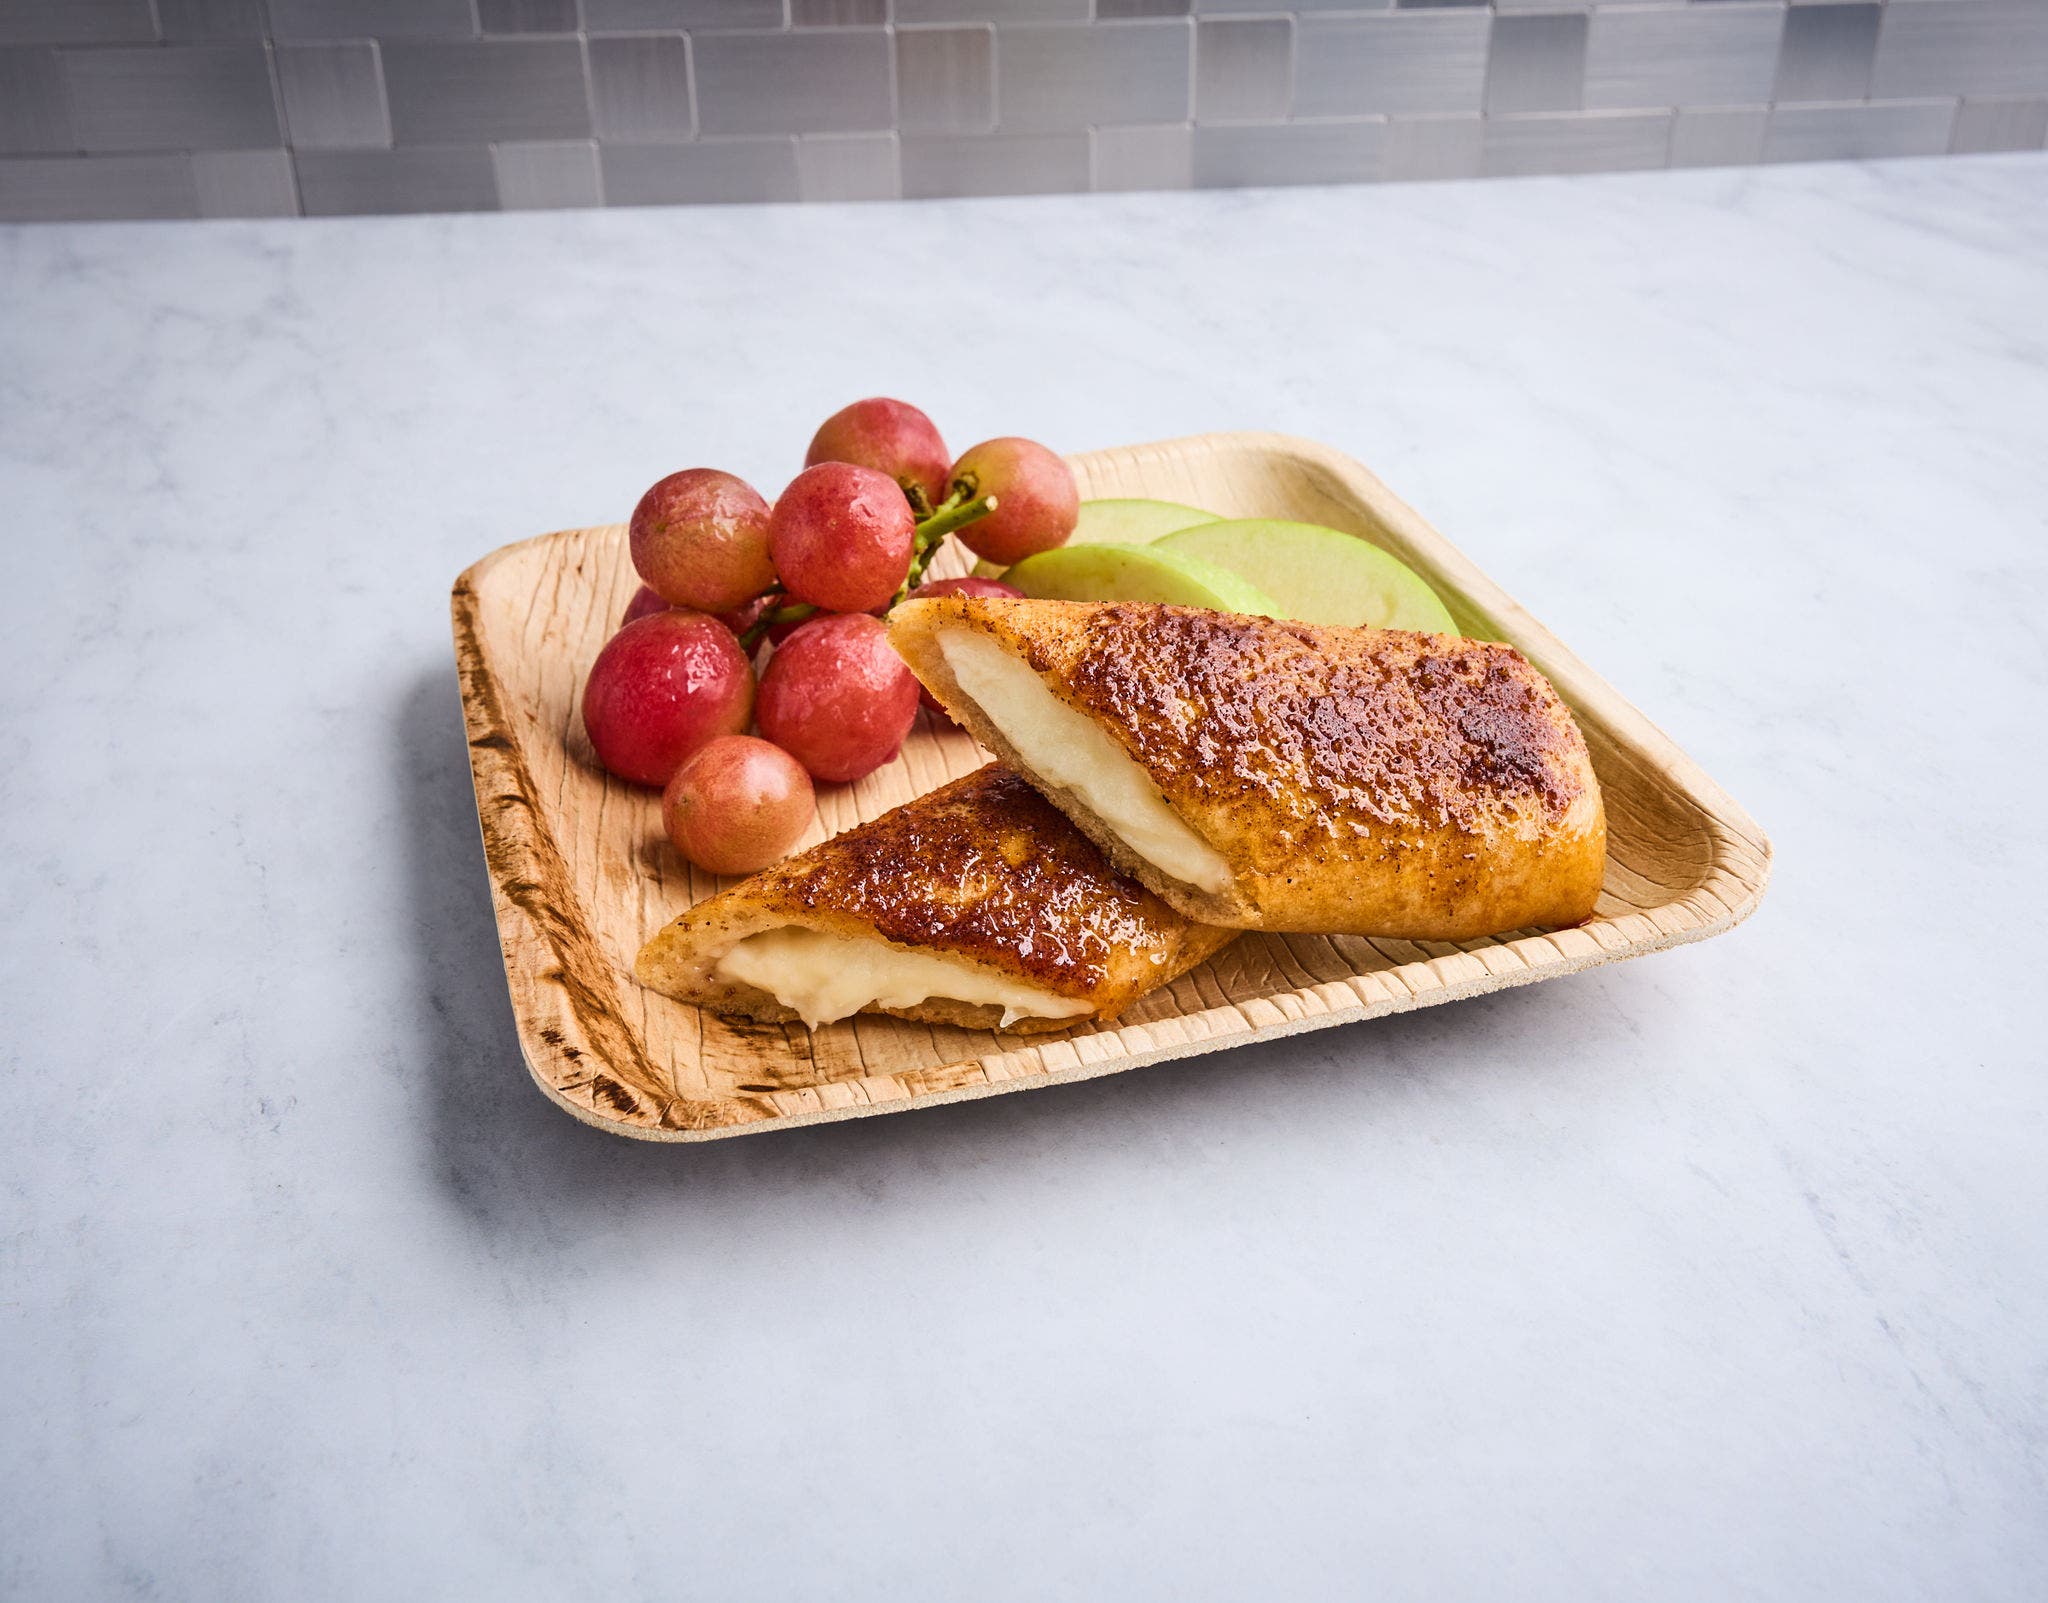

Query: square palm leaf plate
[[450, 433, 1770, 1141]]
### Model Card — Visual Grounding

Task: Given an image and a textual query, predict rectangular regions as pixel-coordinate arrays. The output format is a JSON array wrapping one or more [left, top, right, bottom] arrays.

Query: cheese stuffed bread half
[[635, 763, 1238, 1033], [888, 598, 1606, 939]]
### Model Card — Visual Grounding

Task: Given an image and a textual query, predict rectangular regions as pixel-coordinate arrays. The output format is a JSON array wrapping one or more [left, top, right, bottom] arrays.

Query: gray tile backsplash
[[1193, 120, 1387, 186], [1092, 122, 1194, 189], [381, 40, 592, 145], [602, 137, 800, 202], [896, 27, 995, 132], [1196, 19, 1291, 125], [0, 46, 72, 153], [900, 130, 1090, 196], [1949, 97, 2048, 154], [1483, 111, 1673, 176], [191, 148, 298, 215], [1763, 98, 1956, 161], [692, 29, 892, 136], [0, 1, 156, 45], [0, 153, 196, 217], [1774, 2, 1880, 103], [1670, 105, 1770, 168], [1873, 2, 2048, 101], [796, 132, 901, 199], [2, 1, 2041, 221], [478, 0, 582, 33], [1485, 14, 1588, 116], [1385, 115, 1485, 181], [1294, 14, 1489, 117], [63, 44, 280, 151], [1584, 6, 1783, 112], [995, 22, 1192, 132], [157, 0, 270, 41], [295, 147, 501, 214], [267, 1, 479, 41], [276, 43, 391, 150], [493, 139, 604, 206], [588, 34, 694, 143]]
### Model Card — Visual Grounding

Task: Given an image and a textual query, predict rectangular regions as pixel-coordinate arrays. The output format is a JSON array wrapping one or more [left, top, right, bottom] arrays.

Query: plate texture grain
[[451, 433, 1770, 1141]]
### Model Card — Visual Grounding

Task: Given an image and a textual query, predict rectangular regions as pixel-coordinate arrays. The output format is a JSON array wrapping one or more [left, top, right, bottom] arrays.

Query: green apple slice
[[974, 497, 1220, 578], [1003, 542, 1280, 616], [1073, 498, 1220, 546], [1156, 519, 1458, 636]]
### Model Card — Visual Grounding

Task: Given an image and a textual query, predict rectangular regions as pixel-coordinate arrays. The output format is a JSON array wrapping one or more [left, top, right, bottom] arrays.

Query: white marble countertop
[[5, 154, 2046, 1601]]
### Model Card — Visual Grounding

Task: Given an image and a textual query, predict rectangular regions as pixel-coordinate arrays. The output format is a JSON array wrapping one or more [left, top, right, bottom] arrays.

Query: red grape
[[768, 463, 917, 615], [621, 584, 673, 629], [662, 735, 815, 876], [805, 397, 951, 508], [755, 613, 919, 783], [581, 610, 754, 788], [903, 576, 1022, 715], [949, 437, 1079, 566], [629, 469, 776, 613]]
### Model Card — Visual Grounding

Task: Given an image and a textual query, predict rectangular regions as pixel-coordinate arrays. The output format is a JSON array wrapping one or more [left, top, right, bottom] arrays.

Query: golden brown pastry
[[634, 763, 1237, 1033], [888, 597, 1606, 939]]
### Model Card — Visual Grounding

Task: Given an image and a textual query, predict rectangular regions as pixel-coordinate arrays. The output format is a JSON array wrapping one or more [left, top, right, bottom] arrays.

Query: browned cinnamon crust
[[889, 598, 1607, 938], [634, 764, 1238, 1032]]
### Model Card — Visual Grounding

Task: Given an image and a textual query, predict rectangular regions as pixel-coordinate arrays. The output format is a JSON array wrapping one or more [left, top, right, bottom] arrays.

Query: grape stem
[[738, 598, 817, 650], [896, 493, 997, 596]]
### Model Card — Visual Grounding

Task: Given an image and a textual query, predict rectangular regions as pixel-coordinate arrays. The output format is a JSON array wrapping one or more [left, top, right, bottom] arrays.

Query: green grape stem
[[895, 493, 997, 598], [738, 597, 817, 650]]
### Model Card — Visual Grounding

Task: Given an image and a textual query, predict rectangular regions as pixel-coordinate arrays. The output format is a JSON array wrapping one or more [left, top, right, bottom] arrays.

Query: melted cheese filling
[[937, 627, 1233, 895], [714, 925, 1092, 1030]]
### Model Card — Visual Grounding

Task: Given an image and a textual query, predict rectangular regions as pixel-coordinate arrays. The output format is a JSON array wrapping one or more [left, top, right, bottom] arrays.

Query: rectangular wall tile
[[896, 0, 1087, 22], [1196, 19, 1290, 124], [192, 148, 298, 216], [797, 133, 901, 199], [63, 44, 280, 152], [602, 138, 800, 203], [480, 0, 581, 32], [1192, 120, 1387, 186], [277, 43, 391, 151], [1294, 15, 1488, 117], [694, 31, 892, 136], [0, 1, 155, 44], [1874, 2, 2048, 101], [295, 147, 500, 214], [1193, 0, 1387, 14], [1482, 111, 1671, 176], [1774, 2, 1880, 103], [1487, 13, 1589, 116], [1092, 122, 1193, 189], [900, 130, 1090, 196], [0, 155, 197, 220], [0, 47, 71, 153], [896, 27, 994, 132], [1099, 0, 1190, 17], [1762, 100, 1957, 161], [793, 0, 887, 24], [1949, 97, 2048, 153], [381, 40, 592, 145], [1385, 114, 1482, 180], [1670, 104, 1769, 167], [157, 0, 269, 39], [1585, 5, 1784, 112], [588, 34, 693, 143], [583, 0, 784, 27], [268, 0, 478, 39], [997, 22, 1192, 131], [493, 140, 603, 207]]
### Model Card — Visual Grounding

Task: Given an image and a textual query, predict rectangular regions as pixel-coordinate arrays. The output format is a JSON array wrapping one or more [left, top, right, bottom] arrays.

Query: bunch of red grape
[[581, 397, 1078, 875]]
